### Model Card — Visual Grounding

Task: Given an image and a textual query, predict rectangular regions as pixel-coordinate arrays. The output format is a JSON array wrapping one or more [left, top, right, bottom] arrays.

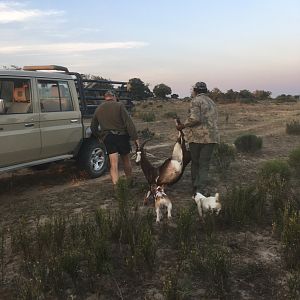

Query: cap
[[193, 82, 207, 90], [104, 90, 116, 97]]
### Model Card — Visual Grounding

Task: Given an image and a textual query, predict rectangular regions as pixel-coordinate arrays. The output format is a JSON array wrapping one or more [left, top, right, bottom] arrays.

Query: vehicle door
[[37, 79, 82, 158], [0, 76, 41, 167]]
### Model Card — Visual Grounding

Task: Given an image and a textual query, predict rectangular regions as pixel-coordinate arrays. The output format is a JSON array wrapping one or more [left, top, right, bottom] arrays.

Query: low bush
[[213, 142, 236, 172], [282, 210, 300, 270], [288, 147, 300, 177], [258, 160, 291, 227], [163, 111, 178, 119], [287, 271, 300, 299], [11, 178, 157, 298], [137, 128, 155, 140], [234, 134, 262, 153], [222, 185, 265, 226], [163, 270, 181, 300], [176, 205, 198, 258], [286, 120, 300, 135], [259, 159, 291, 192], [0, 226, 4, 284], [141, 112, 155, 122], [189, 241, 231, 297]]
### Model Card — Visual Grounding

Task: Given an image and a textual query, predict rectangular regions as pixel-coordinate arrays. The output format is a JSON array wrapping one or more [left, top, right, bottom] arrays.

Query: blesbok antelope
[[136, 118, 191, 205]]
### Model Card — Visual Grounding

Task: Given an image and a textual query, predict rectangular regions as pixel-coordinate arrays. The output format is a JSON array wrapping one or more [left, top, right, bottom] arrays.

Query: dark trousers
[[189, 143, 215, 193]]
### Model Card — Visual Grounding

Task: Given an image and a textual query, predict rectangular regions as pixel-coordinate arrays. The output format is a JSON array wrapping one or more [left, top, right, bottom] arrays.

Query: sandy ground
[[0, 100, 300, 299]]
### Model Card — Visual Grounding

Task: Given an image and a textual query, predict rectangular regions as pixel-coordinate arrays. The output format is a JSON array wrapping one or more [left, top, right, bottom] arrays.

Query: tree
[[225, 89, 239, 101], [209, 88, 225, 101], [171, 93, 179, 99], [238, 89, 253, 99], [127, 78, 152, 101], [153, 83, 172, 99], [253, 90, 272, 100]]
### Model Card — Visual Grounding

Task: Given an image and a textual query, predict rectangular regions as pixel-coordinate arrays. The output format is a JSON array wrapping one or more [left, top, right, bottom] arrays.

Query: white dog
[[193, 192, 221, 217], [154, 186, 172, 222]]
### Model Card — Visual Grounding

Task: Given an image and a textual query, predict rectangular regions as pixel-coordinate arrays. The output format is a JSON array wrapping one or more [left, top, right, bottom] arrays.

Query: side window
[[59, 81, 73, 111], [38, 80, 73, 113], [0, 78, 32, 114]]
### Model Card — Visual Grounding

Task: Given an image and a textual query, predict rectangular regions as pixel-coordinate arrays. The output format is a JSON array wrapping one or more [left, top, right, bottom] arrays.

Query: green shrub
[[286, 120, 300, 135], [222, 185, 265, 226], [258, 160, 291, 226], [282, 210, 300, 270], [287, 271, 300, 299], [259, 160, 291, 192], [113, 178, 156, 270], [163, 271, 181, 300], [234, 134, 262, 153], [163, 111, 178, 119], [189, 241, 231, 297], [137, 128, 155, 139], [176, 206, 197, 257], [10, 179, 156, 298], [213, 142, 236, 172], [0, 226, 4, 284], [141, 112, 155, 122], [288, 147, 300, 176]]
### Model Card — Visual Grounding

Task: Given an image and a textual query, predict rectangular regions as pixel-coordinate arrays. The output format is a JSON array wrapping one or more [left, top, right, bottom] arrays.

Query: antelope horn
[[140, 138, 152, 149]]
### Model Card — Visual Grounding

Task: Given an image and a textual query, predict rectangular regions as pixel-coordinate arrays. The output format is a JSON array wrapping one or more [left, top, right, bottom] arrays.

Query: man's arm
[[90, 112, 100, 138], [177, 101, 201, 130]]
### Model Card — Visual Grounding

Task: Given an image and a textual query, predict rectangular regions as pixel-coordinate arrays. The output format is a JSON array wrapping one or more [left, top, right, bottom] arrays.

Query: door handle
[[70, 119, 79, 123], [24, 123, 34, 127]]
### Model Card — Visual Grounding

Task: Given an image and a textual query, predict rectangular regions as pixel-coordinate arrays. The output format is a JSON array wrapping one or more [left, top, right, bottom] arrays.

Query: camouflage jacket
[[183, 93, 220, 144]]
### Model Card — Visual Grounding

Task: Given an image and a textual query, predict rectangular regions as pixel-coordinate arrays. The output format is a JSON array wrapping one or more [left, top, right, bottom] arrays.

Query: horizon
[[0, 0, 299, 97]]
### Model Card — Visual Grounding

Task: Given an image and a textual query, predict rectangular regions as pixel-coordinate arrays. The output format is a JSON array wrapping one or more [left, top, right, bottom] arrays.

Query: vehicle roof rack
[[23, 65, 69, 72]]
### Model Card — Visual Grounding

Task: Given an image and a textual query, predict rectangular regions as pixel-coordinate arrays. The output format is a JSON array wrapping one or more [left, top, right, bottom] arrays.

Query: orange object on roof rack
[[23, 65, 69, 72]]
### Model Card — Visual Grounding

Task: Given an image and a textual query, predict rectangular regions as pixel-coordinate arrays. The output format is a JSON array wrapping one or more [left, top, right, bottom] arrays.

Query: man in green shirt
[[91, 90, 140, 187], [177, 82, 219, 196]]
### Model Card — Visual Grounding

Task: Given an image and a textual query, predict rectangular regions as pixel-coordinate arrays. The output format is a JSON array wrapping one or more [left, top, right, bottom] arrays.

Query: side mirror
[[0, 99, 5, 114]]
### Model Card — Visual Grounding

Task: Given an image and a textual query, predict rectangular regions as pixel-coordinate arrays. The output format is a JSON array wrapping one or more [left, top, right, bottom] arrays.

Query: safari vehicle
[[0, 65, 133, 178]]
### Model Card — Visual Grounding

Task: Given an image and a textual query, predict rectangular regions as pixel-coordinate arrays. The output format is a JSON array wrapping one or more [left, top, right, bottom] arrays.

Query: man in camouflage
[[176, 82, 219, 196]]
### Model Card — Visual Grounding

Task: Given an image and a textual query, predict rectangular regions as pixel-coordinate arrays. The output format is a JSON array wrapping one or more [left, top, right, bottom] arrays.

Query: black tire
[[78, 138, 108, 178]]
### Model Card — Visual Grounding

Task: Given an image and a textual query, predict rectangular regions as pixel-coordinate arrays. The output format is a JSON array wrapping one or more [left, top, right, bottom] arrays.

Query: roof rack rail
[[23, 65, 69, 72]]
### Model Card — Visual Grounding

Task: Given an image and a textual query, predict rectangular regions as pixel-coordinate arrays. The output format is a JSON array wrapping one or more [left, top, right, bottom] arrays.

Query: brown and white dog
[[193, 192, 221, 217], [154, 185, 172, 222]]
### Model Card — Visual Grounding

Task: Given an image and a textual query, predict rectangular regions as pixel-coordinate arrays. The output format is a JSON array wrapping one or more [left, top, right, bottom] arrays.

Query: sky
[[0, 0, 299, 97]]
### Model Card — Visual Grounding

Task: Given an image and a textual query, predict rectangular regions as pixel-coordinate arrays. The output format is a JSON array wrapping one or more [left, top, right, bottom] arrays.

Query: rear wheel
[[78, 139, 108, 178]]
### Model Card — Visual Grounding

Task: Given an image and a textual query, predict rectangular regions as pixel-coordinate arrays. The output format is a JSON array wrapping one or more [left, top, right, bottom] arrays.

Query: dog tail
[[215, 193, 220, 202]]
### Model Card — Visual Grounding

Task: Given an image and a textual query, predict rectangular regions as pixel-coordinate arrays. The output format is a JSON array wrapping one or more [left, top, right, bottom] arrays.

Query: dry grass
[[1, 100, 300, 299]]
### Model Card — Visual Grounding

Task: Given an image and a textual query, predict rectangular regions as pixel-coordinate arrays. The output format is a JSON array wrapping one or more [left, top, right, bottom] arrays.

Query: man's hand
[[176, 124, 185, 131]]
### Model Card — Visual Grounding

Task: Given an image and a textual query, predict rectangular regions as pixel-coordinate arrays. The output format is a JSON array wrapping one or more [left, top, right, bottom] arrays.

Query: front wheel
[[78, 139, 108, 178]]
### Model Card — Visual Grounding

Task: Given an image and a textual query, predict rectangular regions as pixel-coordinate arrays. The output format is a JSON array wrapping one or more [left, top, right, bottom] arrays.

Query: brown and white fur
[[193, 192, 221, 217], [154, 185, 172, 222], [136, 118, 191, 205]]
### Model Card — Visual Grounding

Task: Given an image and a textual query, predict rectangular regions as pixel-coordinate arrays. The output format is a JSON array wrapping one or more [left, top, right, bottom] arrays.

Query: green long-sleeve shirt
[[91, 101, 138, 140]]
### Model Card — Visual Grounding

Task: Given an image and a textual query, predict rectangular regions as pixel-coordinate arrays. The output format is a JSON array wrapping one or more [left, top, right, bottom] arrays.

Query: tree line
[[84, 74, 299, 102]]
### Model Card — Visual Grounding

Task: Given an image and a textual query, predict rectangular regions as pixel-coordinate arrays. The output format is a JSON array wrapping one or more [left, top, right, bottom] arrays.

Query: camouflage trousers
[[189, 143, 216, 194]]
